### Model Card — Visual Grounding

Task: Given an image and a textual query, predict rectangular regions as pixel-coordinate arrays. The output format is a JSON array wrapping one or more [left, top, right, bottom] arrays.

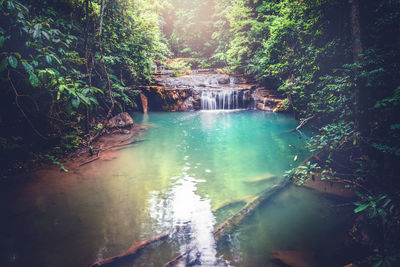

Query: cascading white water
[[200, 89, 248, 110]]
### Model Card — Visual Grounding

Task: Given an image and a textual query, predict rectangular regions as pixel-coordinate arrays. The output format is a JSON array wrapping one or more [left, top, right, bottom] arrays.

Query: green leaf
[[45, 55, 52, 64], [58, 84, 66, 93], [7, 1, 15, 10], [33, 29, 39, 39], [22, 62, 34, 73], [0, 57, 8, 72], [90, 97, 99, 105], [42, 31, 50, 40], [8, 56, 18, 68], [76, 92, 89, 104], [354, 203, 369, 213], [71, 98, 80, 108], [0, 36, 5, 47], [13, 52, 21, 59], [51, 54, 62, 65], [29, 73, 39, 87]]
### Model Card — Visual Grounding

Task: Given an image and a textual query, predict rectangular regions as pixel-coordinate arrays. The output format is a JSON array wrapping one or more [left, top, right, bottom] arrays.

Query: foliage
[[284, 161, 318, 185], [162, 0, 217, 58], [164, 59, 191, 77], [307, 121, 355, 152], [44, 153, 68, 172], [0, 0, 169, 169]]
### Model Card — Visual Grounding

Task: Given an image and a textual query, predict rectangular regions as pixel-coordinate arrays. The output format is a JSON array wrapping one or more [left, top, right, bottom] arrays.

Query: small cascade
[[200, 89, 249, 110], [229, 77, 237, 86]]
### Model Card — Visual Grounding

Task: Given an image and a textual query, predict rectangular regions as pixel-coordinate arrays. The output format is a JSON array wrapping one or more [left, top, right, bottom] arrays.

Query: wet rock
[[107, 112, 134, 128], [140, 93, 148, 113], [193, 103, 200, 110], [217, 76, 230, 84], [180, 91, 188, 98], [256, 103, 269, 111]]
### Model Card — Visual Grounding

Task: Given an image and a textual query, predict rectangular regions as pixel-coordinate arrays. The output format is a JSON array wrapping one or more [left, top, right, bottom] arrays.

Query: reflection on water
[[149, 175, 222, 266], [0, 111, 349, 267]]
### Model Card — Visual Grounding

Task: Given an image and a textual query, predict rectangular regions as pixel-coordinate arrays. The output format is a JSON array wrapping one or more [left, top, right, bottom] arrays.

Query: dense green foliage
[[161, 0, 216, 58], [0, 0, 169, 168]]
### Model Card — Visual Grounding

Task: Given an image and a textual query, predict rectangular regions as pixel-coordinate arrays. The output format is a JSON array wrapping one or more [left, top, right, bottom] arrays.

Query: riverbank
[[0, 121, 148, 181]]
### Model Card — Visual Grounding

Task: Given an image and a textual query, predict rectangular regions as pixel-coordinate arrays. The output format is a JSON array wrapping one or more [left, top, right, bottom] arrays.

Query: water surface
[[0, 111, 348, 267]]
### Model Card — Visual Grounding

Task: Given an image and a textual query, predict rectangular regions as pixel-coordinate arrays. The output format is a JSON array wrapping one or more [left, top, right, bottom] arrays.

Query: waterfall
[[200, 89, 249, 110]]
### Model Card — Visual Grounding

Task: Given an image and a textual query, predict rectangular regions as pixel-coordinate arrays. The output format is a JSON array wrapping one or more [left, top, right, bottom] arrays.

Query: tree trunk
[[84, 0, 92, 86], [89, 0, 114, 144], [349, 0, 363, 132], [349, 0, 362, 61], [99, 0, 106, 36]]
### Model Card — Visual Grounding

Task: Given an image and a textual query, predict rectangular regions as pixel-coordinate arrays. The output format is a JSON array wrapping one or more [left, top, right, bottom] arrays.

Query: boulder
[[193, 99, 201, 110], [217, 76, 230, 84], [256, 103, 266, 111], [107, 112, 134, 128]]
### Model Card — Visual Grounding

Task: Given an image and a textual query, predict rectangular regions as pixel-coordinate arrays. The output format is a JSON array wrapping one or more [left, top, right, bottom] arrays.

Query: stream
[[0, 111, 350, 267]]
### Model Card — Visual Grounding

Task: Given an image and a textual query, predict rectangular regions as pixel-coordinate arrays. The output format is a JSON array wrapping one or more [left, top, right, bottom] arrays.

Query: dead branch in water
[[286, 115, 315, 133], [212, 195, 254, 213], [87, 228, 179, 267], [213, 181, 288, 241], [79, 140, 144, 167], [85, 179, 289, 267], [163, 180, 290, 267], [107, 139, 145, 150], [79, 157, 100, 167]]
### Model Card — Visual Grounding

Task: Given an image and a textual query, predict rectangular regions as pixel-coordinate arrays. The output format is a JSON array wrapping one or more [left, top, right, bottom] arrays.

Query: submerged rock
[[107, 112, 134, 128], [269, 250, 318, 267]]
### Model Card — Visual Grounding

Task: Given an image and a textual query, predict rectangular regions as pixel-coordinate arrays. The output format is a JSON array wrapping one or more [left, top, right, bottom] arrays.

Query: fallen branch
[[79, 156, 100, 167], [87, 180, 289, 267], [286, 115, 314, 133], [163, 180, 290, 267], [88, 228, 178, 267], [107, 139, 145, 150], [213, 181, 289, 241], [79, 140, 144, 167], [212, 195, 253, 213]]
